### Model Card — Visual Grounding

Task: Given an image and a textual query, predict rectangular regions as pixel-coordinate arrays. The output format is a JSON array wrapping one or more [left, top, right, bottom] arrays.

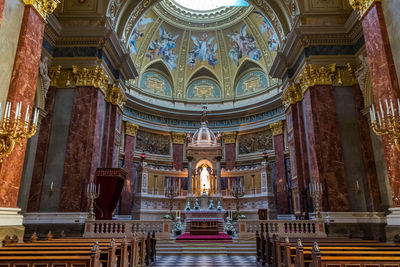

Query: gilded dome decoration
[[189, 106, 222, 147]]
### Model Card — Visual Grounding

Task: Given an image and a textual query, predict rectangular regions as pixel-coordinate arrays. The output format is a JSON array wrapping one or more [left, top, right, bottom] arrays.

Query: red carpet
[[176, 232, 232, 242]]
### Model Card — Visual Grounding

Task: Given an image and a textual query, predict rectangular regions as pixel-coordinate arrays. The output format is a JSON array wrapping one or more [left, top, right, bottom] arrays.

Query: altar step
[[156, 240, 256, 256]]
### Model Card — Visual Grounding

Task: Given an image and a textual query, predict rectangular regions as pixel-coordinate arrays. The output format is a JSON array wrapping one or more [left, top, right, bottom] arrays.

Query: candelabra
[[0, 102, 39, 162], [86, 183, 100, 220], [165, 184, 178, 217], [309, 182, 323, 218], [231, 180, 245, 219], [369, 98, 400, 151]]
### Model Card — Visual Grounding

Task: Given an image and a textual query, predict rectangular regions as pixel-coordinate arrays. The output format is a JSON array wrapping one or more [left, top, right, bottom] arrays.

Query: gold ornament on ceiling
[[23, 0, 60, 20]]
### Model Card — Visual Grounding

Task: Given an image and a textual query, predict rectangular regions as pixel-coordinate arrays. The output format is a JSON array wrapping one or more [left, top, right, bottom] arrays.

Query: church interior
[[0, 0, 400, 265]]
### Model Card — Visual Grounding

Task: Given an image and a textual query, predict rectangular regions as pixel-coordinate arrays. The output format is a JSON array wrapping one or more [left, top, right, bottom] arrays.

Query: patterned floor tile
[[154, 256, 257, 266]]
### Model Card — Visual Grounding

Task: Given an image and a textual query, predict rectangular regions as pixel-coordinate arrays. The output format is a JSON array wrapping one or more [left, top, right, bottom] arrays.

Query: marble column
[[187, 156, 193, 195], [26, 87, 57, 212], [270, 121, 289, 214], [0, 2, 57, 229], [0, 0, 4, 28], [172, 133, 185, 171], [223, 132, 237, 170], [351, 1, 400, 209], [216, 156, 222, 196], [120, 122, 138, 215]]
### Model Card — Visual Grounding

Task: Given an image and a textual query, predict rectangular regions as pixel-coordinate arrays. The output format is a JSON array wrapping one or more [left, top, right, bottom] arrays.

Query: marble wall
[[0, 0, 24, 106]]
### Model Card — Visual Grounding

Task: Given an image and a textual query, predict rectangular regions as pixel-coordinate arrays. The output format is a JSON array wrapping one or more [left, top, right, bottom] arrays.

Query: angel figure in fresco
[[147, 26, 179, 70], [254, 11, 279, 51], [128, 16, 153, 55], [228, 24, 262, 66], [187, 34, 218, 69]]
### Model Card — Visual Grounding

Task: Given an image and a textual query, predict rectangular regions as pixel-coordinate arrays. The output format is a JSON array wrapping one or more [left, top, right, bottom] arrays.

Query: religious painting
[[187, 33, 218, 69], [227, 24, 262, 66], [236, 70, 269, 96], [238, 130, 273, 154], [136, 130, 171, 155], [187, 79, 221, 100], [146, 25, 179, 70], [253, 11, 279, 51], [128, 12, 154, 55], [140, 71, 172, 96]]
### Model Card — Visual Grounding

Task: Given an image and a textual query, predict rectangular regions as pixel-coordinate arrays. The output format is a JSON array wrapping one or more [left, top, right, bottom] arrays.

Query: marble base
[[0, 207, 23, 226], [0, 225, 24, 246], [386, 208, 400, 226], [23, 212, 88, 224]]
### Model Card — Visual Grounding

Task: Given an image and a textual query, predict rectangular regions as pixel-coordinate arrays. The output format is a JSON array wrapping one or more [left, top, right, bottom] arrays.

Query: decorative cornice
[[125, 122, 139, 137], [106, 84, 127, 110], [171, 132, 186, 144], [269, 121, 284, 136], [281, 82, 302, 108], [349, 0, 380, 18], [72, 65, 110, 95], [49, 65, 62, 87], [297, 64, 336, 93], [222, 132, 237, 144], [24, 0, 60, 21]]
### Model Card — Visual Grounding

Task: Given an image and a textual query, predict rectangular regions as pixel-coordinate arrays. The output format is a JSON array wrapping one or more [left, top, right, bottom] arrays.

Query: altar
[[184, 209, 225, 235]]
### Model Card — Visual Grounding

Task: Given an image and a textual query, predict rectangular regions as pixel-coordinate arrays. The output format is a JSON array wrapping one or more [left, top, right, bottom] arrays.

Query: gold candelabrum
[[86, 183, 100, 220], [369, 98, 400, 151], [0, 102, 39, 162], [309, 181, 323, 218]]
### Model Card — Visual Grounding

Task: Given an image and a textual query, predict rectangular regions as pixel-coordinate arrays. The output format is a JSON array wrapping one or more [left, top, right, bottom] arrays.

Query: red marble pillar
[[223, 132, 237, 170], [303, 85, 349, 212], [0, 5, 45, 208], [271, 121, 288, 214], [27, 87, 57, 212], [59, 86, 105, 212], [120, 122, 138, 215], [0, 0, 4, 28], [360, 2, 400, 206], [101, 103, 122, 168], [172, 133, 186, 171]]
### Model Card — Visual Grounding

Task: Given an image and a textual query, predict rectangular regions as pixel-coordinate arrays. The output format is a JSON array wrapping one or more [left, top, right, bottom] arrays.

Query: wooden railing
[[84, 220, 170, 238], [238, 219, 327, 238]]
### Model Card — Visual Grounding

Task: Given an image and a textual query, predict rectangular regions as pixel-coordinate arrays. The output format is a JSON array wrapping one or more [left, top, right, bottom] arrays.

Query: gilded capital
[[24, 0, 60, 20], [298, 64, 336, 93], [72, 65, 110, 95], [49, 65, 62, 87], [281, 83, 302, 108], [171, 132, 186, 144], [222, 132, 237, 144], [349, 0, 380, 18], [106, 84, 127, 110], [125, 122, 139, 137], [270, 121, 284, 136], [332, 64, 358, 87]]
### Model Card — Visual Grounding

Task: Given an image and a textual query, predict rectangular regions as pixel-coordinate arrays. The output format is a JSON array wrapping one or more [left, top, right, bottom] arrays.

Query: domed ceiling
[[126, 0, 281, 103]]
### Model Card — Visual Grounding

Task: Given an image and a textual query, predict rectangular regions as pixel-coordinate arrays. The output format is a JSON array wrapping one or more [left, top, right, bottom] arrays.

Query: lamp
[[369, 98, 400, 151], [0, 101, 39, 162]]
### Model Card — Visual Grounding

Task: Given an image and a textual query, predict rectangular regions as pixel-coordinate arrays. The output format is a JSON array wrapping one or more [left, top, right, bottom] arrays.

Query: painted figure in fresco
[[128, 15, 153, 55], [147, 26, 179, 70], [254, 11, 279, 51], [228, 24, 262, 66], [187, 34, 218, 69]]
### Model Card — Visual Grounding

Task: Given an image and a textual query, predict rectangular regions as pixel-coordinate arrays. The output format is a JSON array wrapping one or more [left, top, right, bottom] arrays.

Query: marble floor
[[154, 255, 257, 266]]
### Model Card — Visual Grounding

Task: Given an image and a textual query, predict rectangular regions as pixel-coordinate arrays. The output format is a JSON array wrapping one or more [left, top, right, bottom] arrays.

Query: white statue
[[200, 166, 210, 192], [39, 56, 51, 97], [355, 54, 369, 93]]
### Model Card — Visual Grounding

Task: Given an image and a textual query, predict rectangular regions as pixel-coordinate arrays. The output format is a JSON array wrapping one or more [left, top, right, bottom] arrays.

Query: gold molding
[[24, 0, 60, 20], [222, 132, 237, 144], [49, 65, 62, 87], [171, 132, 186, 144], [298, 64, 336, 94], [125, 122, 139, 137], [270, 121, 284, 136], [72, 65, 110, 95], [50, 69, 74, 88], [333, 64, 358, 87], [105, 84, 127, 110], [281, 82, 302, 108], [349, 0, 380, 18]]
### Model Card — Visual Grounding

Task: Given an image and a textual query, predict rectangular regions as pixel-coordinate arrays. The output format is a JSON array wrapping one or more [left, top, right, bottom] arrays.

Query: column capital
[[270, 120, 284, 136], [105, 84, 127, 110], [349, 0, 380, 18], [49, 65, 62, 87], [171, 132, 186, 144], [72, 65, 110, 95], [281, 82, 302, 108], [298, 64, 336, 93], [125, 122, 139, 137], [23, 0, 60, 21], [222, 132, 237, 144]]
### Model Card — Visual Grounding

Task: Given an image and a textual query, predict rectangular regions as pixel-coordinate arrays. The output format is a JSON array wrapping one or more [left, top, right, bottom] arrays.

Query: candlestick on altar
[[309, 181, 323, 218], [86, 182, 100, 220]]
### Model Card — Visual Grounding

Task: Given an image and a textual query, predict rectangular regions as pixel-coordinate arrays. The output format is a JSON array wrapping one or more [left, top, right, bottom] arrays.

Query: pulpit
[[94, 168, 126, 220]]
